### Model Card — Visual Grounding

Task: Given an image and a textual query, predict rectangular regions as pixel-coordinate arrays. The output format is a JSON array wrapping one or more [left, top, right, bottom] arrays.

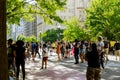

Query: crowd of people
[[7, 36, 120, 80]]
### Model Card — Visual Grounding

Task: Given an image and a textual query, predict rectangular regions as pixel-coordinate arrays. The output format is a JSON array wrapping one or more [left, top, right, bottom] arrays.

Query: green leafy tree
[[27, 36, 37, 42], [41, 29, 64, 42], [17, 35, 26, 41], [7, 0, 66, 25], [24, 36, 36, 42], [24, 36, 32, 42], [85, 0, 120, 40], [17, 35, 37, 42], [63, 17, 90, 42], [30, 36, 37, 42]]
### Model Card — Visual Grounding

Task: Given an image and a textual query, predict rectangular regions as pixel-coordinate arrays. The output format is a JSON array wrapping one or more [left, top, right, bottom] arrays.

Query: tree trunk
[[0, 0, 8, 80]]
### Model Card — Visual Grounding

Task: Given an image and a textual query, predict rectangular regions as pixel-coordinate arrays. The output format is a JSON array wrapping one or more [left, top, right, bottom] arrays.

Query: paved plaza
[[18, 52, 120, 80]]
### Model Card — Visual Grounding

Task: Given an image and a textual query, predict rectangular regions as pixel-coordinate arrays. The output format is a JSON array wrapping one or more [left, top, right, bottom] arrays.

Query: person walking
[[7, 39, 16, 71], [35, 42, 41, 58], [60, 42, 65, 60], [97, 36, 105, 69], [85, 43, 101, 80], [56, 42, 61, 61], [74, 39, 79, 64], [14, 40, 26, 80], [25, 42, 31, 61], [79, 41, 86, 63], [114, 40, 120, 61], [31, 42, 35, 61], [41, 44, 48, 69], [104, 39, 109, 61]]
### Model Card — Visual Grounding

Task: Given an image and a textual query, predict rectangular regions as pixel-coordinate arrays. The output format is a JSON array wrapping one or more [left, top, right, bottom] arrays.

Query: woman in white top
[[97, 36, 105, 69], [41, 44, 48, 69]]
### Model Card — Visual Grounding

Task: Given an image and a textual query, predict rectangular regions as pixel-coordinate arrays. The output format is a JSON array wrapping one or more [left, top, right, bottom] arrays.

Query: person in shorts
[[104, 39, 109, 61], [97, 36, 105, 69], [85, 43, 101, 80], [79, 41, 86, 63], [41, 44, 48, 69], [114, 40, 120, 61]]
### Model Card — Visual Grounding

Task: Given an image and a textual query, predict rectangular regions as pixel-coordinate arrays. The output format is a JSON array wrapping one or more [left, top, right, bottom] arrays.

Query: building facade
[[57, 0, 90, 27], [22, 18, 37, 37], [20, 0, 90, 39]]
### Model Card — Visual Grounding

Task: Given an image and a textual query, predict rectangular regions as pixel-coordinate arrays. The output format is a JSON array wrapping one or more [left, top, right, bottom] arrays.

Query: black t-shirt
[[74, 46, 79, 55], [7, 45, 15, 57], [114, 43, 120, 50], [15, 47, 25, 61], [104, 41, 109, 48], [35, 44, 38, 50], [86, 51, 100, 68]]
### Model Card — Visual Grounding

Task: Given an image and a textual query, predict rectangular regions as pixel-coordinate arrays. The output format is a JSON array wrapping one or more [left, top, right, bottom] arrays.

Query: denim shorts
[[79, 49, 86, 54]]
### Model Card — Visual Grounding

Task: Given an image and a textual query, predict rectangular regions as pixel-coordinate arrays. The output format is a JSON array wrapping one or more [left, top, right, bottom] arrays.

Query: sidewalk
[[24, 54, 85, 80], [18, 54, 120, 80]]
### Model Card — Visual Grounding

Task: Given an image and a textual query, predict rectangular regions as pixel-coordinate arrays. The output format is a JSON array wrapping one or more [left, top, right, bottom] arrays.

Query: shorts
[[43, 57, 48, 61], [31, 50, 35, 55], [115, 50, 120, 56], [104, 48, 109, 55], [86, 67, 101, 80], [79, 49, 85, 54]]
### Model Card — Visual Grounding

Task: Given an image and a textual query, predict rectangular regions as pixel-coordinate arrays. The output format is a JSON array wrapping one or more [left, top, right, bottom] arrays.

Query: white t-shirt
[[97, 41, 104, 52], [42, 48, 48, 57]]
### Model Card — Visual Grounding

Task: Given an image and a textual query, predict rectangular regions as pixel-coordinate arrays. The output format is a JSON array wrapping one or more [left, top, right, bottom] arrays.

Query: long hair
[[91, 43, 98, 52], [16, 40, 24, 47]]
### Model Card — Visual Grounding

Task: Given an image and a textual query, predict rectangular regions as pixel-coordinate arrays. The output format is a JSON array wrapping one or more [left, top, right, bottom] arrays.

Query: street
[[19, 52, 120, 80]]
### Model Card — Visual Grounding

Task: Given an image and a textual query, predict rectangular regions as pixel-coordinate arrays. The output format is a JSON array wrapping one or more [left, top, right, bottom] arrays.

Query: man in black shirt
[[7, 39, 15, 70], [114, 41, 120, 61], [74, 39, 79, 64], [14, 40, 26, 80], [85, 43, 101, 80], [104, 40, 109, 61]]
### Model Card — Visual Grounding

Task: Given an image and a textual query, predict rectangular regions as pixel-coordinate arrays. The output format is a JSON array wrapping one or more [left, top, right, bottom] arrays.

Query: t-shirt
[[86, 51, 100, 68], [97, 41, 104, 52], [104, 41, 109, 48], [42, 48, 48, 57], [31, 43, 35, 50], [7, 45, 15, 57], [60, 45, 65, 53], [74, 47, 79, 55], [114, 43, 120, 50], [15, 47, 25, 62]]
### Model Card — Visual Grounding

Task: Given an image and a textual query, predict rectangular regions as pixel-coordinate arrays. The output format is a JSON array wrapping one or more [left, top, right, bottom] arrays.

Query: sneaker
[[45, 67, 47, 69], [74, 62, 79, 64], [40, 67, 43, 69]]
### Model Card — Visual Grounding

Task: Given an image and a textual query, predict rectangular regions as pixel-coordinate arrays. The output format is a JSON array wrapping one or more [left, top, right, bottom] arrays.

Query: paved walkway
[[18, 53, 120, 80]]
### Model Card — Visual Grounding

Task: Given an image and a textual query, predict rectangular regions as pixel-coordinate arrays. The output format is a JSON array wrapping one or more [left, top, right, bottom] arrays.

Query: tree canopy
[[85, 0, 120, 40], [7, 0, 66, 25], [63, 17, 90, 42], [42, 29, 64, 42]]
